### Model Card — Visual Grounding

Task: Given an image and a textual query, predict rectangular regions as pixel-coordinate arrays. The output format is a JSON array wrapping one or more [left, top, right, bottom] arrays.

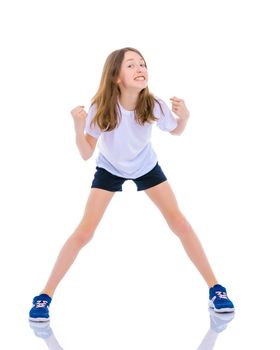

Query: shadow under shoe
[[209, 307, 235, 333], [29, 320, 64, 350]]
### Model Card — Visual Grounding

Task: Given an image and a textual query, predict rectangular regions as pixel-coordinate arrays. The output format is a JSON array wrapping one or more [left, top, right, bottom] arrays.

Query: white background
[[0, 0, 279, 349]]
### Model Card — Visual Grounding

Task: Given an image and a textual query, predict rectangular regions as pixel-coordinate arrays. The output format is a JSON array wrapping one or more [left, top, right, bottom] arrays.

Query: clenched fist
[[170, 97, 189, 121], [71, 106, 87, 122], [71, 105, 87, 130]]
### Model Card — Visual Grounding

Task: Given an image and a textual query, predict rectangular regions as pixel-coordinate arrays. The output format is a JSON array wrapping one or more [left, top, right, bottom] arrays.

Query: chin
[[134, 83, 148, 90]]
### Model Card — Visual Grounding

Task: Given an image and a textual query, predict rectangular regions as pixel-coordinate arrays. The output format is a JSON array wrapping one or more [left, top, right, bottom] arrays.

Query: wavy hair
[[90, 47, 160, 132]]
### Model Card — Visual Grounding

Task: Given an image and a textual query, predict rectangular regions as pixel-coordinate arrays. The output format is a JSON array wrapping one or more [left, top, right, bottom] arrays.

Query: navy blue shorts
[[91, 162, 167, 192]]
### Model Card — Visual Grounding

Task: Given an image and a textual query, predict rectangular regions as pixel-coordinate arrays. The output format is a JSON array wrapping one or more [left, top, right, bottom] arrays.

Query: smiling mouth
[[134, 76, 146, 81]]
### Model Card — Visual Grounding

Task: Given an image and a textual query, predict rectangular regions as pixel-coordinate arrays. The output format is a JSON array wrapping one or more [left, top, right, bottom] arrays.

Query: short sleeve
[[154, 98, 178, 132], [84, 104, 101, 139]]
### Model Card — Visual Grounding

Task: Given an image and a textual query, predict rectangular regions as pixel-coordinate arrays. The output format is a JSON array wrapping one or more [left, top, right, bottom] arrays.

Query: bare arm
[[71, 105, 98, 160], [170, 117, 189, 136], [76, 128, 98, 160]]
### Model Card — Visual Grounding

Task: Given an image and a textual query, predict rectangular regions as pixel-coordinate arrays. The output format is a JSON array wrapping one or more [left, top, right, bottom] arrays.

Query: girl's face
[[117, 51, 148, 92]]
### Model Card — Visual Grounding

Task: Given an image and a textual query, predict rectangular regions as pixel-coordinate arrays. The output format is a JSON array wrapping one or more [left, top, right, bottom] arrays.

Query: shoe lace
[[215, 291, 228, 299], [35, 300, 48, 308]]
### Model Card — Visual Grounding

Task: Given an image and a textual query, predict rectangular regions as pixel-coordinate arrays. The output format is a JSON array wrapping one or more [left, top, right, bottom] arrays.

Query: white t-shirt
[[84, 98, 177, 178]]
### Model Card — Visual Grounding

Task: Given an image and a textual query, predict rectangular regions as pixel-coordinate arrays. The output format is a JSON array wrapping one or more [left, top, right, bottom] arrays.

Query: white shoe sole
[[208, 300, 235, 313], [29, 317, 50, 322]]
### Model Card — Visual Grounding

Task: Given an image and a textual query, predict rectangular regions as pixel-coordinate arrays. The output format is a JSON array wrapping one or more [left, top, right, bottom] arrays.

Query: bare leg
[[41, 188, 115, 297], [145, 181, 218, 288]]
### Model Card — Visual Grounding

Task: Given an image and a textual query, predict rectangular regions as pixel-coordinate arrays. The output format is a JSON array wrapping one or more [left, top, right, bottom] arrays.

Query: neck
[[118, 90, 140, 111]]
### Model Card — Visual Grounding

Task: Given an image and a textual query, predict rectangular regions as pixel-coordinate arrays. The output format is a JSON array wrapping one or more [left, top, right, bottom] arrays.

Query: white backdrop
[[1, 0, 279, 349]]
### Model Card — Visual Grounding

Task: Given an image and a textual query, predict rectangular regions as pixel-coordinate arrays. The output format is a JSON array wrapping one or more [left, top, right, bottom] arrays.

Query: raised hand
[[170, 97, 190, 120], [71, 105, 87, 130]]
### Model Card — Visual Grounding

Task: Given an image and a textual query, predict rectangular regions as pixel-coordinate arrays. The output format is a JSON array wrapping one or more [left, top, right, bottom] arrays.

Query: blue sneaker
[[209, 284, 234, 313], [29, 294, 52, 322]]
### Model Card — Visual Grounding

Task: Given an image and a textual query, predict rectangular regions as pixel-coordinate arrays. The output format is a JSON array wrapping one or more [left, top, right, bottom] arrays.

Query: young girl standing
[[29, 47, 234, 322]]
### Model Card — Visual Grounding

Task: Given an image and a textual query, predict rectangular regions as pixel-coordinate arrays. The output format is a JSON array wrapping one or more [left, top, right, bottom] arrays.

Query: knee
[[73, 223, 95, 247], [167, 212, 192, 238]]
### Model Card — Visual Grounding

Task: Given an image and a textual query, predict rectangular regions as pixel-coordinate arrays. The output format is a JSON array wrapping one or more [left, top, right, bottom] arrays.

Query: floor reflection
[[28, 308, 235, 350], [29, 320, 64, 350], [197, 308, 235, 349]]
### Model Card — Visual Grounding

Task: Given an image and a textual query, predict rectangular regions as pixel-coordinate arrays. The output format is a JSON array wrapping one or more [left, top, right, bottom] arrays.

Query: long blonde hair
[[90, 47, 160, 132]]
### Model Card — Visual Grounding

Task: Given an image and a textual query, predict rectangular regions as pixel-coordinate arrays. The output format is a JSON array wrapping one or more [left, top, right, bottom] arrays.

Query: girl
[[29, 47, 234, 322]]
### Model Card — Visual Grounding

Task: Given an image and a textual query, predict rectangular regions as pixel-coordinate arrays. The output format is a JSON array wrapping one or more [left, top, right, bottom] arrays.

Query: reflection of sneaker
[[29, 320, 64, 350], [29, 320, 53, 339], [29, 294, 52, 322], [209, 307, 235, 333], [209, 284, 235, 313]]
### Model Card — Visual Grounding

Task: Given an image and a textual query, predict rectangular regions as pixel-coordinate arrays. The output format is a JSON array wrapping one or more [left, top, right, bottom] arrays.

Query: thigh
[[144, 181, 181, 220], [80, 188, 115, 229]]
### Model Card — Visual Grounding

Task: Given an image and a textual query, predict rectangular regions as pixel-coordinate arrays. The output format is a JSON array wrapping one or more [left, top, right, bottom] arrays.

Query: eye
[[127, 64, 134, 68], [140, 63, 146, 67]]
